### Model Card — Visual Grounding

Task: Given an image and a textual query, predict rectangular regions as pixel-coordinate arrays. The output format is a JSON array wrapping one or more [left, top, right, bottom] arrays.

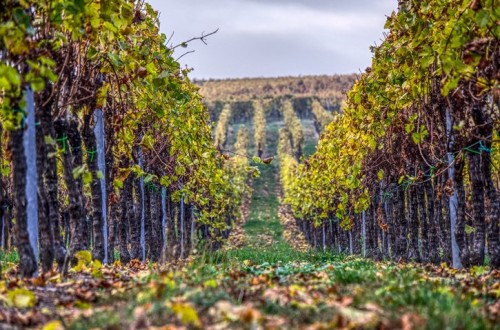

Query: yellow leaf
[[171, 302, 201, 327], [42, 320, 64, 330], [495, 287, 500, 299], [7, 288, 36, 308], [71, 250, 93, 272], [75, 250, 92, 264], [289, 284, 303, 297], [203, 279, 218, 288], [92, 260, 103, 278], [377, 169, 384, 181]]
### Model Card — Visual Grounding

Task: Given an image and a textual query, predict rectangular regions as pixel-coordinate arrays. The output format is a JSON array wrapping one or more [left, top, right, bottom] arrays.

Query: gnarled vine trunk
[[482, 151, 500, 267], [9, 128, 37, 277], [35, 109, 54, 273], [118, 174, 133, 264]]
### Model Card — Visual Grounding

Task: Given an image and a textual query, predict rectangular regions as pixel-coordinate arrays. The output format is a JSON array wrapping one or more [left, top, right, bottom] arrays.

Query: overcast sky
[[147, 0, 397, 79]]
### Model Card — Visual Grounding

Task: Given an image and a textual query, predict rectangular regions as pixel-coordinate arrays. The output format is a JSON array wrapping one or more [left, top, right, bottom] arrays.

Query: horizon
[[192, 72, 358, 82]]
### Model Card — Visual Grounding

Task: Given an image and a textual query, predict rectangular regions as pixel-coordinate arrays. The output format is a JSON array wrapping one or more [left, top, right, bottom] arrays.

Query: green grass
[[213, 246, 349, 265], [0, 249, 19, 278], [70, 250, 495, 330], [263, 120, 284, 157], [242, 159, 290, 247], [301, 119, 318, 157], [302, 143, 316, 157], [0, 249, 19, 264]]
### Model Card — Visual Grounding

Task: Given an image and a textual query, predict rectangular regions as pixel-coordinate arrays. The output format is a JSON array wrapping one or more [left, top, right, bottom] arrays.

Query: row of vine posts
[[280, 0, 499, 268], [0, 0, 249, 277]]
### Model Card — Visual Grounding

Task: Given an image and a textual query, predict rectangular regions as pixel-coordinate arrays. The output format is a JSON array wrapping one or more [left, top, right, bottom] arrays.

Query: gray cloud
[[147, 0, 397, 79], [242, 0, 393, 12]]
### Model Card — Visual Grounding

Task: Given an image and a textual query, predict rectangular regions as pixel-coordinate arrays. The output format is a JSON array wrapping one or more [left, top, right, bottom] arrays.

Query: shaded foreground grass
[[69, 254, 498, 330]]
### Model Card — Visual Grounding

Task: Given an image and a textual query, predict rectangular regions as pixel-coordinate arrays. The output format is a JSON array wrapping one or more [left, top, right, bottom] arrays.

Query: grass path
[[224, 119, 313, 263], [223, 161, 312, 264], [242, 163, 287, 248]]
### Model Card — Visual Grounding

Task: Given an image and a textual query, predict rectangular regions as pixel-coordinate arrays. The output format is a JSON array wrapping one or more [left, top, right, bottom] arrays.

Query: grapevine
[[213, 103, 231, 149], [283, 0, 500, 266], [311, 99, 334, 133], [0, 0, 251, 276], [281, 99, 304, 160], [253, 100, 266, 157]]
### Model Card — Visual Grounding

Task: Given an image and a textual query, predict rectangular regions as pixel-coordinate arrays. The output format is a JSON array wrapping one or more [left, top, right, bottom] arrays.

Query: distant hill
[[195, 75, 358, 122], [195, 74, 357, 103]]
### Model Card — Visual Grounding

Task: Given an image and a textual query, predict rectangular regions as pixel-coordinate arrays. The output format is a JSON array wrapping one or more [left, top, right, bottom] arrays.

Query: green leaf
[[103, 21, 118, 33], [146, 62, 157, 75], [12, 8, 30, 28], [108, 52, 122, 67], [0, 77, 11, 91], [175, 166, 186, 176], [250, 166, 260, 178], [442, 76, 460, 96], [113, 179, 124, 189], [72, 165, 86, 179], [475, 9, 490, 28], [83, 171, 92, 185], [353, 92, 361, 104], [4, 67, 20, 86], [1, 165, 10, 177], [144, 174, 154, 184], [471, 265, 487, 277], [252, 156, 262, 164], [157, 70, 170, 79], [160, 176, 171, 187], [465, 224, 476, 234], [412, 132, 421, 144], [30, 77, 45, 92], [141, 134, 155, 149]]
